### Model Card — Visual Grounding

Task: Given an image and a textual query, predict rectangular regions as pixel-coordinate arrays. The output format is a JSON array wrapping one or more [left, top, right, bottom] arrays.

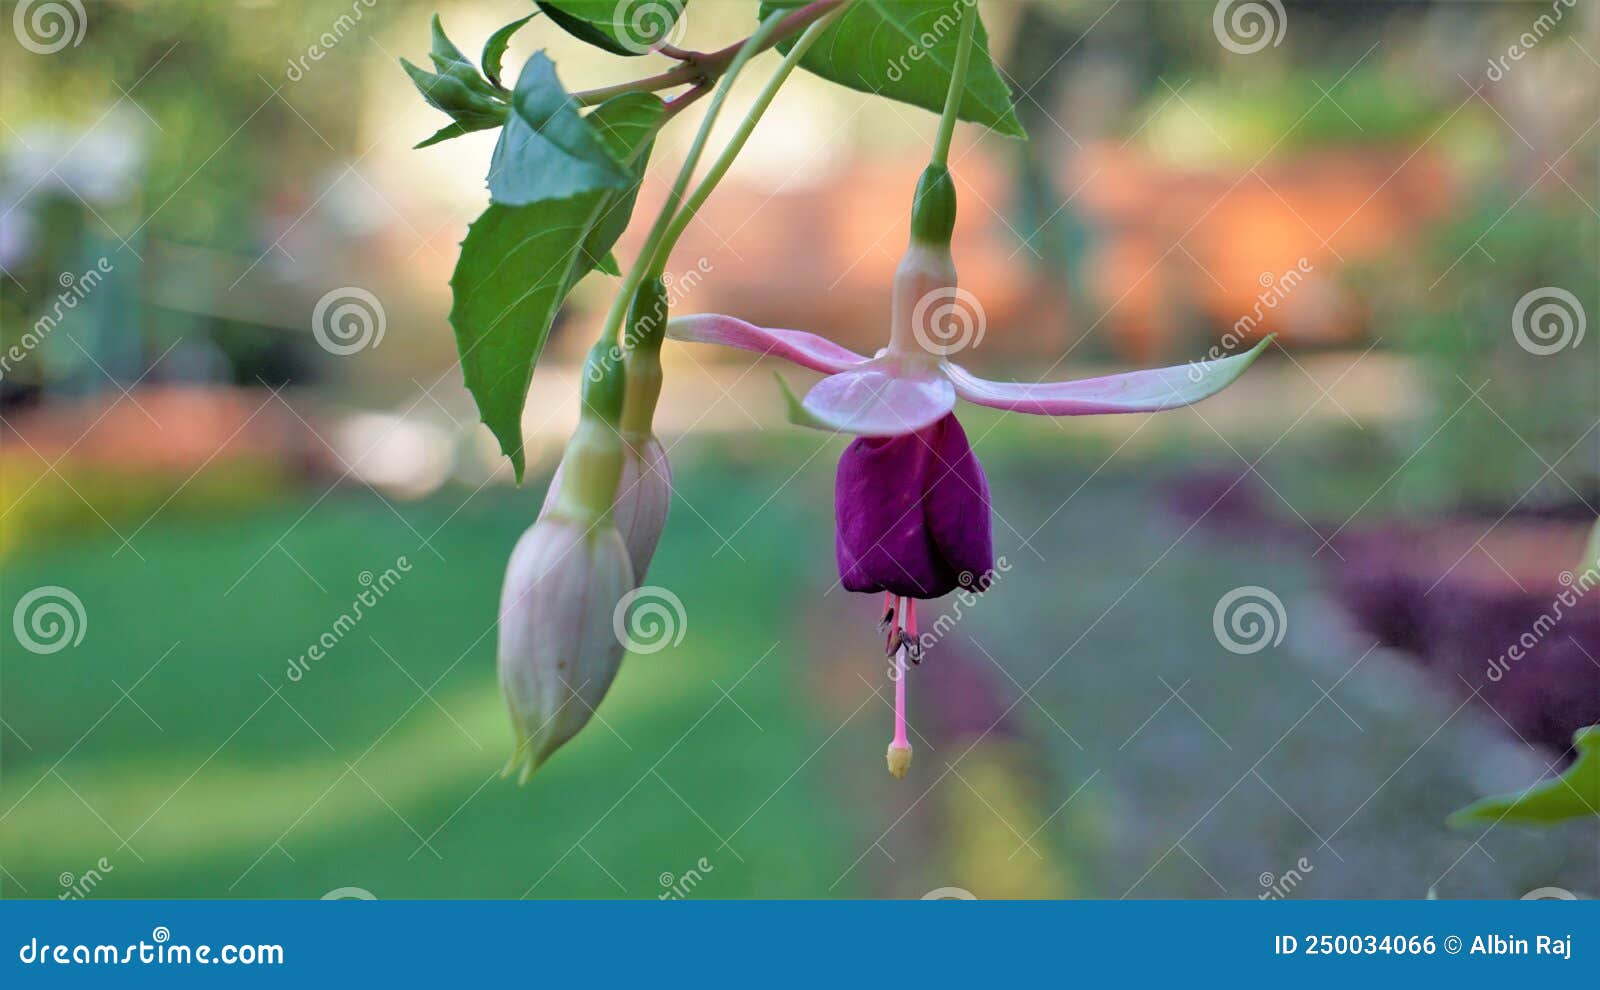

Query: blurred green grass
[[0, 460, 860, 899]]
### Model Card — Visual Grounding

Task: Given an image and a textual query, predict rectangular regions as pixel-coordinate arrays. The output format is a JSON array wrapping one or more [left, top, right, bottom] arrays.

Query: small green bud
[[909, 164, 957, 246], [628, 277, 669, 356], [581, 338, 627, 428]]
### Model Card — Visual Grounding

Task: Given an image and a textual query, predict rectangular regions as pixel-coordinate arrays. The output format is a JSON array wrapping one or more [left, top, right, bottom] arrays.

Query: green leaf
[[403, 15, 508, 146], [1450, 726, 1600, 827], [415, 120, 480, 149], [451, 87, 666, 478], [482, 14, 537, 89], [574, 92, 665, 272], [1581, 518, 1600, 576], [758, 0, 1025, 139], [537, 1, 688, 56], [427, 13, 476, 74], [489, 52, 632, 206], [596, 250, 622, 276]]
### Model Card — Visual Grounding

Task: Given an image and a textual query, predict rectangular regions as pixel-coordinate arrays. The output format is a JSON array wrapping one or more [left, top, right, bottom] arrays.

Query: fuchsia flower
[[666, 173, 1270, 777]]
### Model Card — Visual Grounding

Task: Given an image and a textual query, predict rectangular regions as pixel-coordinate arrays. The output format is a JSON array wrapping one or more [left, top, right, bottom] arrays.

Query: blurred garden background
[[1, 0, 1597, 899]]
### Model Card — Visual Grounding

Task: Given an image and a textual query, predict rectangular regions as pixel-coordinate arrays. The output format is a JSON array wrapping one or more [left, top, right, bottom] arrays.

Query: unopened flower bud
[[501, 362, 635, 781], [541, 431, 671, 582]]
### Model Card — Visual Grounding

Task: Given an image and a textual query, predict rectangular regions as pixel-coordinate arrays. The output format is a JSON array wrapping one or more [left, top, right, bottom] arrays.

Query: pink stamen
[[892, 596, 910, 747]]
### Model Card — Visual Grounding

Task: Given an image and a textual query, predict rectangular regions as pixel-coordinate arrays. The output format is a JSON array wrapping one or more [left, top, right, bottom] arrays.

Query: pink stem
[[892, 596, 910, 747]]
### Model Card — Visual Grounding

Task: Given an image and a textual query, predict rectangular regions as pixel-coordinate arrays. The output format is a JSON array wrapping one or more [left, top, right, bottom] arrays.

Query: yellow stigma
[[886, 742, 912, 779]]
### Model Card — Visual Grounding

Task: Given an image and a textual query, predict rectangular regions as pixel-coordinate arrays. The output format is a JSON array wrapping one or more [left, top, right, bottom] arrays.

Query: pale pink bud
[[542, 432, 671, 582], [498, 513, 634, 782]]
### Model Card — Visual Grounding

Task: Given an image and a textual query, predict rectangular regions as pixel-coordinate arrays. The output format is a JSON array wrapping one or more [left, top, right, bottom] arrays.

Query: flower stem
[[572, 0, 844, 106], [646, 7, 842, 278], [594, 10, 789, 352], [930, 0, 980, 169]]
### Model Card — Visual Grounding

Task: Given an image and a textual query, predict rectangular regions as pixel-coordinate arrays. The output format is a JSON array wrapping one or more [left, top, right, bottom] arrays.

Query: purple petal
[[800, 366, 956, 437], [947, 335, 1273, 416], [666, 313, 868, 374], [835, 413, 994, 599]]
